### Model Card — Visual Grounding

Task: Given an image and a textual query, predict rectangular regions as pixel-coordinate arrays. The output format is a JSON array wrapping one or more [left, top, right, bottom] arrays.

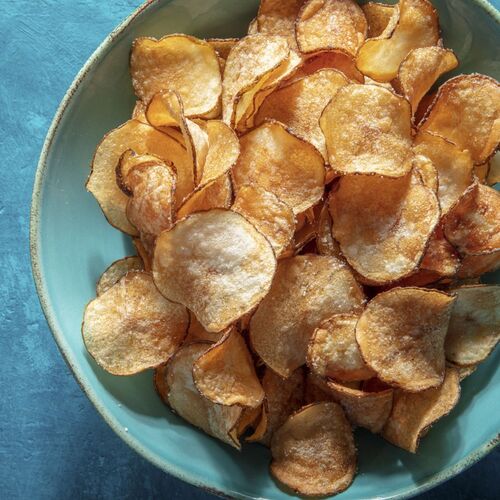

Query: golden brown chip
[[419, 74, 500, 164], [445, 285, 500, 366], [130, 35, 222, 118], [304, 372, 338, 404], [412, 153, 439, 194], [320, 84, 412, 177], [382, 366, 461, 452], [250, 255, 365, 377], [455, 364, 477, 382], [419, 226, 460, 279], [414, 90, 437, 126], [270, 402, 356, 497], [207, 38, 239, 61], [82, 272, 189, 375], [356, 287, 455, 392], [153, 209, 276, 332], [132, 100, 148, 123], [362, 2, 396, 38], [317, 203, 343, 258], [232, 185, 294, 257], [96, 256, 144, 296], [456, 251, 500, 280]]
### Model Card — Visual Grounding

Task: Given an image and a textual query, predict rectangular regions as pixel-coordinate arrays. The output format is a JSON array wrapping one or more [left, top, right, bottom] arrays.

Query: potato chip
[[236, 404, 264, 437], [185, 313, 226, 344], [317, 203, 343, 258], [132, 100, 148, 123], [308, 314, 375, 382], [193, 328, 264, 408], [362, 2, 396, 38], [394, 47, 458, 115], [130, 35, 222, 118], [133, 238, 152, 271], [456, 251, 500, 280], [414, 90, 437, 126], [356, 287, 455, 391], [418, 226, 460, 279], [455, 364, 477, 382], [96, 256, 144, 296], [445, 285, 500, 366], [270, 402, 356, 497], [153, 209, 276, 332], [232, 121, 325, 214], [250, 255, 365, 377], [232, 185, 294, 257], [419, 74, 500, 164], [320, 84, 413, 177], [295, 0, 367, 57], [82, 272, 188, 375], [207, 38, 239, 61], [329, 170, 440, 285], [165, 343, 242, 448], [382, 366, 460, 452], [412, 154, 439, 195], [357, 0, 439, 83]]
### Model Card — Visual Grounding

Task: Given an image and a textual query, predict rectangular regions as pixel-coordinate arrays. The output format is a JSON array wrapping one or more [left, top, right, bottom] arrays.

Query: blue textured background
[[1, 1, 498, 498]]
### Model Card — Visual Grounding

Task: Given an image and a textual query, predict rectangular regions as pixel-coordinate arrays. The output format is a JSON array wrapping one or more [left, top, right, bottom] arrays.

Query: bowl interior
[[31, 0, 500, 498]]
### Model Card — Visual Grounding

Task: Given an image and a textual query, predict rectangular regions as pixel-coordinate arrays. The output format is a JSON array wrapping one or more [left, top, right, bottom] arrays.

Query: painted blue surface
[[1, 1, 499, 499]]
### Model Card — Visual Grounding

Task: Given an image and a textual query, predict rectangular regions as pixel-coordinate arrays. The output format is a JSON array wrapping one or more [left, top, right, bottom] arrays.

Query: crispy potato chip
[[250, 255, 365, 377], [193, 328, 264, 408], [419, 226, 460, 278], [82, 272, 188, 375], [329, 170, 440, 285], [382, 366, 460, 452], [356, 287, 455, 391], [166, 343, 242, 448], [233, 121, 325, 214], [207, 38, 239, 61], [455, 364, 477, 381], [414, 90, 437, 126], [307, 314, 375, 382], [457, 251, 500, 279], [236, 404, 263, 437], [270, 402, 356, 497], [320, 84, 412, 177], [295, 0, 367, 57], [317, 203, 343, 258], [412, 154, 439, 194], [130, 35, 222, 118], [245, 406, 268, 442], [133, 238, 152, 271], [394, 47, 458, 115], [419, 74, 500, 164], [232, 185, 295, 257], [185, 312, 226, 344], [362, 2, 396, 38], [132, 100, 148, 123], [153, 209, 276, 332], [96, 256, 144, 296], [445, 285, 500, 366]]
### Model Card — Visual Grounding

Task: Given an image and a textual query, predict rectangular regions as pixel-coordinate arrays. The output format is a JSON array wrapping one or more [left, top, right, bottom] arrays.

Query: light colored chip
[[236, 405, 264, 437], [270, 402, 356, 497], [419, 74, 500, 164], [394, 47, 458, 115], [382, 366, 461, 452], [356, 287, 455, 392], [233, 121, 325, 214], [445, 285, 500, 366], [96, 256, 144, 296], [250, 255, 365, 377], [166, 343, 242, 448], [153, 209, 276, 332], [456, 251, 500, 279], [292, 215, 318, 254], [320, 84, 413, 177], [308, 314, 375, 382], [362, 2, 396, 38], [487, 152, 500, 184], [329, 169, 440, 285], [193, 328, 264, 408], [317, 203, 343, 258], [185, 312, 226, 343], [207, 38, 239, 61], [132, 100, 148, 122], [232, 185, 295, 257], [414, 90, 437, 126], [82, 272, 188, 375], [295, 0, 367, 57], [357, 0, 439, 83], [130, 35, 222, 118]]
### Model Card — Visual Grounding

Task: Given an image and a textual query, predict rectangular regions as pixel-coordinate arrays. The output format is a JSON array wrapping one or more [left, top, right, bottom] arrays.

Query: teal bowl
[[31, 1, 500, 498]]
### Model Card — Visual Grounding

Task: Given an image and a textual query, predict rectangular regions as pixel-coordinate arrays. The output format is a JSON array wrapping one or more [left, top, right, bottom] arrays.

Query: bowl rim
[[30, 0, 500, 498]]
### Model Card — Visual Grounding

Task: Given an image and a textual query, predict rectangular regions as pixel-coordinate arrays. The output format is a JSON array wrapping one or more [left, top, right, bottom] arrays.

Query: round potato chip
[[362, 2, 396, 38], [356, 287, 456, 392], [82, 272, 189, 375], [250, 255, 365, 377], [320, 84, 413, 177], [153, 209, 276, 332], [270, 402, 356, 497], [96, 256, 144, 296]]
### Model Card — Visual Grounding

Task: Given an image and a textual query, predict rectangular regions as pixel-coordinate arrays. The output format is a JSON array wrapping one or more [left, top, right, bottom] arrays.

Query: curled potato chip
[[307, 314, 375, 382], [362, 2, 396, 38], [270, 402, 356, 497], [317, 203, 343, 258], [233, 121, 325, 214], [250, 255, 365, 377], [232, 185, 295, 257], [96, 256, 144, 296], [445, 285, 500, 366], [153, 209, 276, 332], [185, 313, 226, 344], [320, 84, 412, 177], [82, 272, 188, 375], [130, 35, 222, 118], [356, 287, 455, 392], [295, 0, 367, 57], [382, 366, 460, 452], [207, 38, 239, 61], [457, 251, 500, 280], [329, 170, 440, 285], [419, 74, 500, 164], [193, 328, 264, 408], [166, 343, 242, 448]]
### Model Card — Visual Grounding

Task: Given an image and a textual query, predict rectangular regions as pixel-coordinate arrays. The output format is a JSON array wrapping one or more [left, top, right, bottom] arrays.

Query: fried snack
[[185, 313, 226, 344], [96, 256, 144, 296], [316, 203, 343, 258], [207, 38, 239, 61], [362, 2, 396, 38], [456, 252, 500, 280]]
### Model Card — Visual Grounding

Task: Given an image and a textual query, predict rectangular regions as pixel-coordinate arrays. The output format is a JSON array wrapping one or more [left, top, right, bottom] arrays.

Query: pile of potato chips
[[83, 0, 500, 496]]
